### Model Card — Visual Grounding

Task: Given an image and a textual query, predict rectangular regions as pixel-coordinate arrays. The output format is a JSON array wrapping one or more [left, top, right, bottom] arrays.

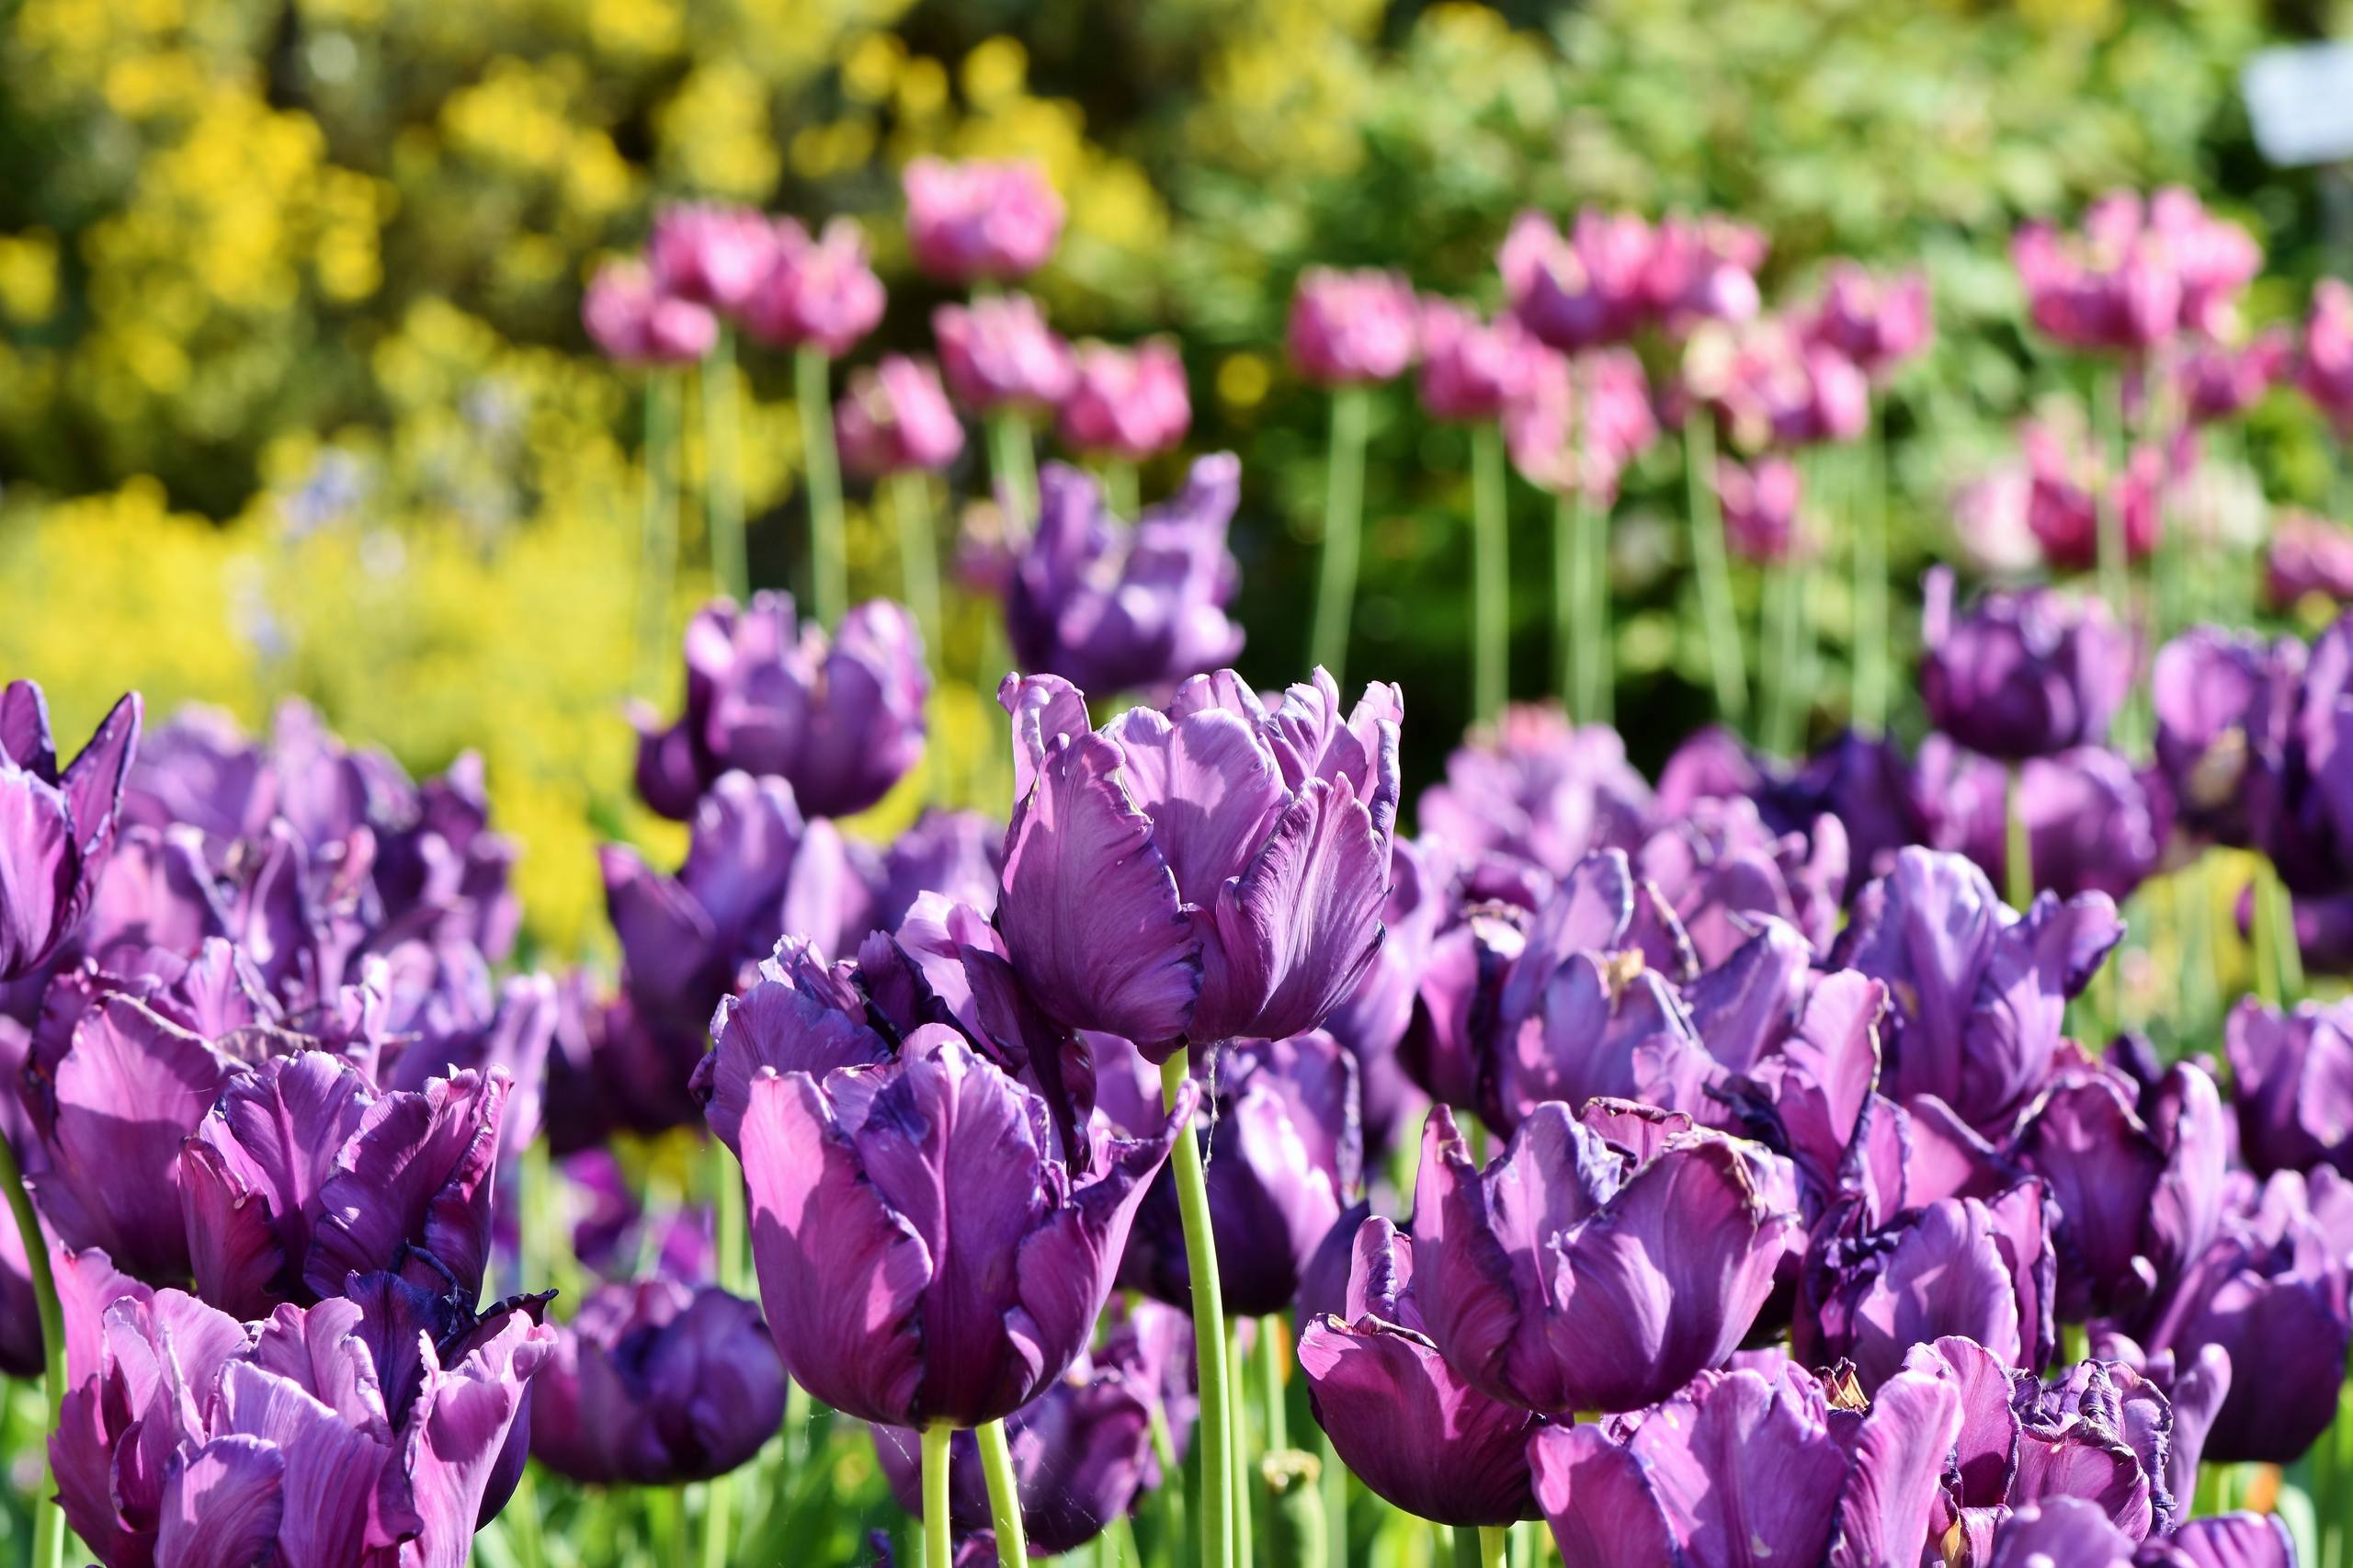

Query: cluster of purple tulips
[[8, 159, 2353, 1568]]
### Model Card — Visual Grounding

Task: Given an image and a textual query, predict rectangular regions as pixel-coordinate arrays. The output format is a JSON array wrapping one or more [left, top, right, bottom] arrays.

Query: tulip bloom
[[1415, 704, 1652, 884], [903, 157, 1063, 285], [1529, 1352, 1961, 1568], [2179, 329, 2289, 423], [1637, 795, 1846, 966], [1057, 338, 1191, 462], [2224, 997, 2353, 1177], [996, 667, 1401, 1053], [934, 294, 1079, 414], [2021, 419, 2166, 571], [1298, 1215, 1542, 1527], [734, 1028, 1189, 1429], [2299, 278, 2353, 429], [1005, 456, 1245, 697], [1802, 261, 1932, 380], [631, 592, 929, 821], [836, 355, 965, 480], [1414, 1100, 1799, 1415], [52, 1278, 552, 1568], [1, 683, 140, 982], [1713, 455, 1810, 564], [2150, 627, 2298, 850], [582, 259, 716, 364], [1499, 210, 1657, 351], [647, 202, 779, 317], [1286, 268, 1417, 386], [530, 1280, 787, 1485], [1500, 347, 1656, 502], [741, 217, 885, 358], [1919, 569, 2132, 762], [1415, 297, 1540, 424]]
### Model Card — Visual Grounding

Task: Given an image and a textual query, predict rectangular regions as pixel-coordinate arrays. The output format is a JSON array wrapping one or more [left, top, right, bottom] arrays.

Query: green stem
[[1451, 1525, 1504, 1568], [2261, 857, 2305, 1003], [0, 1131, 63, 1568], [976, 1417, 1028, 1566], [1163, 1049, 1234, 1568], [1149, 1399, 1187, 1568], [2093, 368, 2131, 628], [1103, 458, 1140, 521], [1470, 422, 1509, 723], [704, 327, 746, 601], [699, 1471, 732, 1568], [1683, 415, 1748, 726], [1581, 486, 1611, 727], [794, 345, 847, 625], [712, 1135, 746, 1298], [1230, 1348, 1254, 1568], [922, 1425, 954, 1568], [889, 470, 944, 662], [1852, 410, 1890, 733], [2004, 764, 2035, 911], [1310, 386, 1371, 686], [636, 373, 682, 693], [1256, 1316, 1288, 1454], [1553, 487, 1579, 715], [1761, 560, 1802, 757], [1317, 1431, 1347, 1568], [987, 412, 1040, 543]]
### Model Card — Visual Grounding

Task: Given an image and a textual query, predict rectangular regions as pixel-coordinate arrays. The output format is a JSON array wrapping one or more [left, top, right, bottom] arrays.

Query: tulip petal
[[156, 1435, 284, 1568]]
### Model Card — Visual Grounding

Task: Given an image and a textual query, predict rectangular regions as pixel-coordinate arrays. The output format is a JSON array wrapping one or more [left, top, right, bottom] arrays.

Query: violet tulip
[[995, 667, 1400, 1054], [2150, 627, 2298, 849], [0, 682, 140, 982], [631, 591, 929, 821], [582, 260, 715, 364], [1286, 268, 1417, 387], [934, 294, 1079, 414], [733, 1028, 1189, 1428], [1005, 457, 1246, 696], [741, 217, 885, 358], [1414, 1099, 1799, 1414], [1057, 338, 1191, 462], [647, 203, 779, 318], [1919, 568, 2132, 762], [1297, 1215, 1541, 1527], [836, 356, 965, 481], [1415, 704, 1651, 884], [2222, 996, 2353, 1177], [903, 157, 1063, 286], [529, 1280, 787, 1485]]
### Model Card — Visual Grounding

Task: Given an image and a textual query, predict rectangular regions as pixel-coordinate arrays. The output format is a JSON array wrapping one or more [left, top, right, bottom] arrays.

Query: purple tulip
[[1802, 261, 1933, 379], [1397, 898, 1529, 1118], [1834, 847, 2123, 1138], [1713, 455, 1811, 563], [996, 667, 1400, 1055], [903, 157, 1063, 286], [1319, 835, 1441, 1150], [742, 217, 885, 358], [1416, 704, 1652, 885], [1415, 297, 1541, 424], [1004, 456, 1245, 698], [1499, 210, 1657, 351], [631, 592, 929, 822], [1528, 1353, 1961, 1567], [582, 259, 716, 364], [1100, 1030, 1361, 1318], [1986, 1499, 2141, 1568], [870, 1312, 1167, 1557], [1, 683, 141, 983], [1638, 795, 1846, 966], [53, 1278, 552, 1568], [1415, 1099, 1798, 1415], [1920, 740, 2169, 903], [1798, 1179, 2060, 1392], [1286, 268, 1418, 386], [836, 355, 965, 480], [647, 203, 779, 317], [735, 1028, 1189, 1427], [2151, 627, 2299, 849], [1500, 347, 1657, 501], [529, 1280, 786, 1485], [1920, 568, 2132, 761], [179, 1053, 512, 1315], [1057, 338, 1191, 461], [934, 294, 1078, 414], [872, 808, 1004, 934], [1298, 1215, 1540, 1527], [0, 1226, 145, 1383], [2224, 996, 2353, 1177]]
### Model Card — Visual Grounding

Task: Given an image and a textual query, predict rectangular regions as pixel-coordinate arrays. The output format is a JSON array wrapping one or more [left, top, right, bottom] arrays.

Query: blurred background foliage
[[3, 0, 2348, 959]]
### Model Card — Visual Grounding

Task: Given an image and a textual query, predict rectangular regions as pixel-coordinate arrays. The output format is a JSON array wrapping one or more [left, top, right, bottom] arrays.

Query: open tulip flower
[[1919, 569, 2133, 763], [902, 157, 1063, 286], [1, 680, 141, 983]]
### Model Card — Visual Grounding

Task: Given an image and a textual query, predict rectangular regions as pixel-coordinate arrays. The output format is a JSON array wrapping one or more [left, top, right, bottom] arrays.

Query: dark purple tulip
[[996, 668, 1400, 1055], [1102, 1030, 1361, 1318], [903, 157, 1063, 286], [1834, 847, 2123, 1138], [736, 1028, 1189, 1427], [1919, 568, 2132, 761], [52, 1278, 552, 1568], [1298, 1214, 1541, 1527], [631, 592, 928, 822], [871, 1318, 1164, 1556], [529, 1280, 785, 1485], [1528, 1353, 1961, 1568], [935, 294, 1078, 414], [1987, 1498, 2141, 1568], [2142, 1515, 2297, 1568], [2150, 628, 2298, 849], [2096, 1167, 2352, 1464], [1416, 704, 1651, 884], [1005, 457, 1246, 697], [1415, 1101, 1798, 1415], [872, 807, 1004, 934], [2222, 996, 2353, 1177], [543, 977, 704, 1153], [1057, 337, 1191, 461], [1927, 742, 2170, 903], [1320, 835, 1441, 1150], [179, 1053, 511, 1316], [2016, 1062, 2227, 1321], [1, 683, 141, 982], [1398, 903, 1527, 1116], [690, 935, 892, 1157], [1286, 267, 1417, 386], [377, 968, 558, 1155], [1799, 1179, 2059, 1392]]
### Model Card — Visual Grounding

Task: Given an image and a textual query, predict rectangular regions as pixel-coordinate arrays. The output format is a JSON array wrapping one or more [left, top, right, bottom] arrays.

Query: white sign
[[2245, 42, 2353, 166]]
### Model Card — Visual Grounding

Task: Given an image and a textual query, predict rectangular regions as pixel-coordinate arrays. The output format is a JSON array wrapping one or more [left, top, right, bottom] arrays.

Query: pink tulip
[[1057, 338, 1191, 460], [903, 156, 1064, 285], [744, 217, 886, 358], [1287, 267, 1418, 386]]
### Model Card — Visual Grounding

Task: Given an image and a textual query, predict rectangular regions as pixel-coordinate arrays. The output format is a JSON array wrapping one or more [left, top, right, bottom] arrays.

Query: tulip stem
[[637, 371, 682, 693], [795, 344, 847, 626], [1569, 485, 1611, 726], [0, 1131, 65, 1568], [705, 326, 747, 602], [987, 412, 1040, 543], [1162, 1048, 1235, 1568], [1470, 420, 1509, 723], [1311, 385, 1372, 687], [1683, 415, 1748, 727], [2251, 857, 2303, 1006], [890, 470, 946, 663], [712, 1136, 746, 1298], [1256, 1314, 1288, 1454], [2004, 764, 2034, 911], [1760, 559, 1803, 758], [976, 1417, 1028, 1565], [922, 1425, 954, 1568], [1852, 409, 1891, 733], [1103, 459, 1140, 521]]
